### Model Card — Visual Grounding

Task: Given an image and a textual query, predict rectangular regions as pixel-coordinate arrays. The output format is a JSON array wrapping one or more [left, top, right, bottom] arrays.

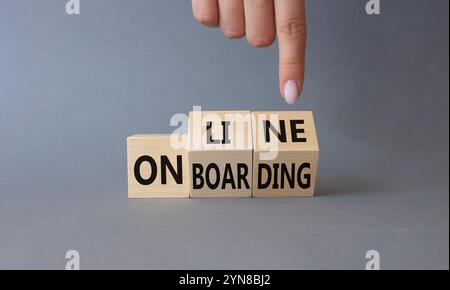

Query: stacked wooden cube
[[127, 111, 319, 198]]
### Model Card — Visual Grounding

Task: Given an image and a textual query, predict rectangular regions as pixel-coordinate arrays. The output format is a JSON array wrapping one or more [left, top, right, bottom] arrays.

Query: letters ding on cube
[[251, 111, 319, 197], [127, 134, 189, 198], [188, 111, 253, 197]]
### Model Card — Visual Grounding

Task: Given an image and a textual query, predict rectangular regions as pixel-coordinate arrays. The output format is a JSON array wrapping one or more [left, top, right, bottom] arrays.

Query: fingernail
[[283, 80, 299, 105]]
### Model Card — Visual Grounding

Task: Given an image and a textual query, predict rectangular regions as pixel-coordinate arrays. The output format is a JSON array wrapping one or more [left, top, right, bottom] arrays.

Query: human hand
[[192, 0, 307, 104]]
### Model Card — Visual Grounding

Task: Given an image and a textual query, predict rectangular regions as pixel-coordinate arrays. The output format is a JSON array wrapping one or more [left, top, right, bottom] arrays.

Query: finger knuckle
[[281, 61, 305, 76], [278, 17, 306, 39], [247, 35, 275, 47], [222, 29, 245, 39], [281, 60, 301, 69], [195, 13, 217, 26]]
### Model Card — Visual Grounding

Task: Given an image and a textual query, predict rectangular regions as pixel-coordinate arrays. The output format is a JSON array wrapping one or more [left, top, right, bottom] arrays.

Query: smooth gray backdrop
[[0, 0, 448, 269]]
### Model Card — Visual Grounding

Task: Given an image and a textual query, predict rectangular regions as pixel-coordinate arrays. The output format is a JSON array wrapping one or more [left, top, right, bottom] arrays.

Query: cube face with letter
[[127, 134, 189, 198], [188, 111, 253, 197], [251, 111, 319, 197]]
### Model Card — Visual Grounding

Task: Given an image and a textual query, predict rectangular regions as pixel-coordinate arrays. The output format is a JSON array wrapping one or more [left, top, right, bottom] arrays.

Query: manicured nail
[[283, 80, 299, 105]]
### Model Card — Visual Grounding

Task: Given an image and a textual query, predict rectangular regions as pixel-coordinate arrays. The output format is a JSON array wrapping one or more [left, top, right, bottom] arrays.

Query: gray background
[[0, 0, 448, 269]]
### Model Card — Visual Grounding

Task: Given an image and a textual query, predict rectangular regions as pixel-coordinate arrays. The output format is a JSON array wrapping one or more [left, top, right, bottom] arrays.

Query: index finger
[[274, 0, 307, 104]]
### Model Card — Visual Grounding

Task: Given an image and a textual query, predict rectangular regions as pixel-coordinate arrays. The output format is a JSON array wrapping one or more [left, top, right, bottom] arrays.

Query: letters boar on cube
[[188, 111, 253, 197]]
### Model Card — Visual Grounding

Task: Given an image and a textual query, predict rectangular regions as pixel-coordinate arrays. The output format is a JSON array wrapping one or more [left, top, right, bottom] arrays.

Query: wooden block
[[188, 111, 253, 197], [127, 134, 189, 198], [251, 111, 319, 197]]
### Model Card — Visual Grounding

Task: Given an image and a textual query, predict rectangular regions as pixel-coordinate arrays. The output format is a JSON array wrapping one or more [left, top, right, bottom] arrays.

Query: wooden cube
[[127, 134, 189, 198], [251, 111, 319, 197], [188, 111, 253, 197]]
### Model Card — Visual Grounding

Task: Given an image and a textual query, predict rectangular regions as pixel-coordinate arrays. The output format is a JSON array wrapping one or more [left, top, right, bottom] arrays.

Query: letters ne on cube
[[127, 111, 319, 198]]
